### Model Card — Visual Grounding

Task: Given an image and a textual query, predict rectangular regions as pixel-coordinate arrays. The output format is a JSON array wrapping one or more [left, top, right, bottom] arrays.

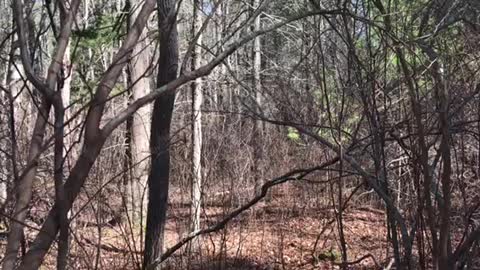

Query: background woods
[[0, 0, 479, 269]]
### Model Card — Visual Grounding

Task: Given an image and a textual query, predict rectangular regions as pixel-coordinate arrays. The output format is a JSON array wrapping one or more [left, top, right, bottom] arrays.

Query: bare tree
[[3, 0, 81, 268], [189, 0, 204, 253], [143, 0, 179, 268], [13, 0, 158, 268], [251, 0, 264, 195], [125, 0, 153, 227]]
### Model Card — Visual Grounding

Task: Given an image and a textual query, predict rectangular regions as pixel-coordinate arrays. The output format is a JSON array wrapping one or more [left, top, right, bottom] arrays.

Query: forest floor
[[161, 205, 390, 270], [1, 184, 391, 269]]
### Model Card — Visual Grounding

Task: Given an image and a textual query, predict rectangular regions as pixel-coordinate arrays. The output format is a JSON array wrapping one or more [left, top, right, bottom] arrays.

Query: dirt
[[0, 185, 391, 269]]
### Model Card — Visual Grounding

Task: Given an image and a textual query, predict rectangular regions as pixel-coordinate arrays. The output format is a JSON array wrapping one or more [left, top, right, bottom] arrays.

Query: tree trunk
[[1, 33, 26, 210], [143, 0, 178, 268], [125, 0, 152, 228], [190, 0, 203, 252], [251, 0, 263, 195]]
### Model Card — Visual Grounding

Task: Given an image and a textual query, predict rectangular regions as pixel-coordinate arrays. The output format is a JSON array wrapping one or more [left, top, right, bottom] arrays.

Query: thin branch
[[145, 158, 340, 269]]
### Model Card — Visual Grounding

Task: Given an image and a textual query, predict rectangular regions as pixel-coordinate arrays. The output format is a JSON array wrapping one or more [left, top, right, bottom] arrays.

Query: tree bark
[[190, 0, 203, 252], [251, 0, 264, 195], [143, 0, 179, 268], [126, 0, 153, 227], [2, 32, 25, 209]]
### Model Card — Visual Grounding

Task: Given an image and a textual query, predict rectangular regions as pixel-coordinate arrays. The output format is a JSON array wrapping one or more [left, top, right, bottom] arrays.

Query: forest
[[0, 0, 479, 269]]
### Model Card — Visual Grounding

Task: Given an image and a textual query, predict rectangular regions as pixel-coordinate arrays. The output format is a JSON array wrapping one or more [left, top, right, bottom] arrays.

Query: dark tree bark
[[143, 0, 178, 269]]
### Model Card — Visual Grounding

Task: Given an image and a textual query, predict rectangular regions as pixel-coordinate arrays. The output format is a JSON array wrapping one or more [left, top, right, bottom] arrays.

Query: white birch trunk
[[252, 0, 263, 194], [190, 0, 203, 251]]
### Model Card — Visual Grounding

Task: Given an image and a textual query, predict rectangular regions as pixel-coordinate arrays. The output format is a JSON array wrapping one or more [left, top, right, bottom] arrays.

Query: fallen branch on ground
[[333, 253, 381, 269], [145, 157, 340, 270]]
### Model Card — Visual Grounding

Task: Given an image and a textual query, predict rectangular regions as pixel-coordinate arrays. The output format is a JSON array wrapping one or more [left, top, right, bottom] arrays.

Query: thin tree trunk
[[8, 38, 30, 144], [251, 0, 263, 195], [0, 98, 7, 210], [56, 34, 74, 270], [190, 0, 203, 252], [61, 43, 79, 165], [1, 32, 25, 210], [143, 0, 178, 268]]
